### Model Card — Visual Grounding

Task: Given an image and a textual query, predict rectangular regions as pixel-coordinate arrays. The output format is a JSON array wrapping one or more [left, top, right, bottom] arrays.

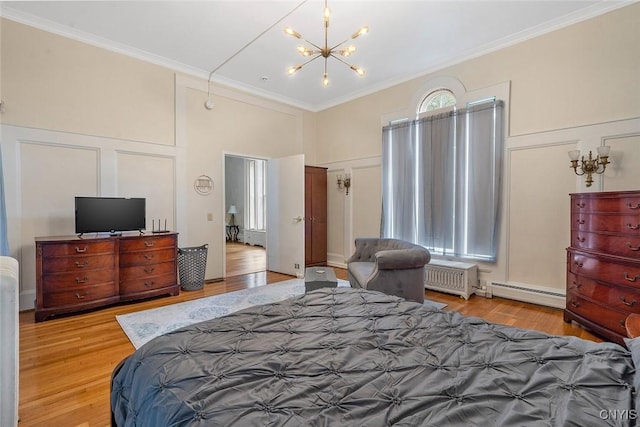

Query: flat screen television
[[75, 197, 146, 236]]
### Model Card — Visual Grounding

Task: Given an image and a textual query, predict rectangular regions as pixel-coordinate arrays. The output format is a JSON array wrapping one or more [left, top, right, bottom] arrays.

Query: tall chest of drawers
[[35, 232, 179, 321], [564, 191, 640, 344]]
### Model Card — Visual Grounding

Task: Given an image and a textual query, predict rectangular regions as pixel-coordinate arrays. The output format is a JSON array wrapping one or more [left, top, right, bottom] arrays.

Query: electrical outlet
[[294, 263, 300, 269], [207, 212, 213, 221]]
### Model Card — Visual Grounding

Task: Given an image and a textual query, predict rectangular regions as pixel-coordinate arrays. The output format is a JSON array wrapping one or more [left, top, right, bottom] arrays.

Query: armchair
[[347, 238, 431, 303]]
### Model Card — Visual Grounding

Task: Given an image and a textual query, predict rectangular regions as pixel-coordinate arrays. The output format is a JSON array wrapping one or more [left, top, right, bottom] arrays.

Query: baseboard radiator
[[424, 259, 478, 300], [0, 256, 19, 427], [243, 229, 266, 247], [490, 281, 566, 309]]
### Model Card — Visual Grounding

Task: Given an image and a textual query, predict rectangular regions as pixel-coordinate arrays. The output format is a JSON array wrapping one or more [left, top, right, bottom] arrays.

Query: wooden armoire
[[305, 166, 328, 266]]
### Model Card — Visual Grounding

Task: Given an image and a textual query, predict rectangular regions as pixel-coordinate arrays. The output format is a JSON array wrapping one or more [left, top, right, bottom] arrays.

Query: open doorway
[[224, 154, 267, 276]]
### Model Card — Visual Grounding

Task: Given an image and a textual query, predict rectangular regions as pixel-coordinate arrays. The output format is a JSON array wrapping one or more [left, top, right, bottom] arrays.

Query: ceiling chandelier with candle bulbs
[[285, 0, 368, 87]]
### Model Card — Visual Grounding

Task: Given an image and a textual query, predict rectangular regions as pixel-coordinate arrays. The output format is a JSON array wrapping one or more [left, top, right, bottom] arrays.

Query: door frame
[[222, 152, 305, 279]]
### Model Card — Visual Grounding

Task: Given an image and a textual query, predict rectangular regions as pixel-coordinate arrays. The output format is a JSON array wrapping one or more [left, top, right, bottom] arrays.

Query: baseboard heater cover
[[424, 259, 478, 300], [491, 281, 566, 308]]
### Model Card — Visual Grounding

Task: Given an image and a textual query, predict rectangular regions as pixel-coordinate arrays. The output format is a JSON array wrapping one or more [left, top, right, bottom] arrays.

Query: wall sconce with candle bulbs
[[568, 146, 611, 187], [337, 174, 351, 195]]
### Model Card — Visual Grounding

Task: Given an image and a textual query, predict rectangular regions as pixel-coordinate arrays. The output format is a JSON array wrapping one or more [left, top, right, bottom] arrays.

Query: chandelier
[[285, 0, 368, 87]]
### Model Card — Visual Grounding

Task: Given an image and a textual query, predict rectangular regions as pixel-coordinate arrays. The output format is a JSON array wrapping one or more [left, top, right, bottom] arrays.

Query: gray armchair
[[347, 238, 431, 303]]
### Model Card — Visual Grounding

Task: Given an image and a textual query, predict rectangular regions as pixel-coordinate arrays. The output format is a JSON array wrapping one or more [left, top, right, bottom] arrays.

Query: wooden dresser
[[564, 191, 640, 344], [35, 232, 178, 322]]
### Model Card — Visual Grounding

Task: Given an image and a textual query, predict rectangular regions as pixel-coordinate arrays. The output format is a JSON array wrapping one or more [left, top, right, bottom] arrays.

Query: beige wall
[[181, 83, 303, 279], [317, 3, 640, 305], [0, 19, 312, 309], [1, 19, 175, 145], [317, 3, 640, 165]]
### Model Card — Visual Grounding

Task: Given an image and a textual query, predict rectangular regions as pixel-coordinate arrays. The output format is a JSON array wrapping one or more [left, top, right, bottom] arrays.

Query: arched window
[[418, 89, 456, 114]]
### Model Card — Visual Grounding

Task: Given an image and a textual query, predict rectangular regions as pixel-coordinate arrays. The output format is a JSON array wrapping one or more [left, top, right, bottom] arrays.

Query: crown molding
[[1, 1, 634, 113]]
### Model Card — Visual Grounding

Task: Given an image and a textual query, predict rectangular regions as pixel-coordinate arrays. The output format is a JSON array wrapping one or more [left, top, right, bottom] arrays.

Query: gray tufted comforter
[[111, 287, 637, 426]]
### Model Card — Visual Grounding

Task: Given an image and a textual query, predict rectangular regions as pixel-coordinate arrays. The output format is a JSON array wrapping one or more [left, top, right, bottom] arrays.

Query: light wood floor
[[19, 245, 601, 427], [225, 242, 265, 277]]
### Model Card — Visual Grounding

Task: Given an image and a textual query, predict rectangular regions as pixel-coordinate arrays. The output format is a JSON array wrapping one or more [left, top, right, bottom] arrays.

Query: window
[[246, 159, 266, 230], [418, 89, 456, 114], [381, 99, 504, 261]]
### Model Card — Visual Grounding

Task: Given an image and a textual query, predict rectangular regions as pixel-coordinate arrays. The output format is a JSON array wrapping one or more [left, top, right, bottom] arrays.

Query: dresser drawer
[[566, 291, 628, 336], [42, 254, 116, 274], [571, 213, 640, 234], [572, 195, 640, 214], [43, 283, 118, 308], [120, 261, 176, 281], [571, 231, 640, 258], [568, 271, 640, 313], [119, 273, 176, 295], [42, 240, 115, 257], [119, 248, 176, 267], [569, 250, 640, 289], [119, 235, 176, 252], [42, 269, 116, 292]]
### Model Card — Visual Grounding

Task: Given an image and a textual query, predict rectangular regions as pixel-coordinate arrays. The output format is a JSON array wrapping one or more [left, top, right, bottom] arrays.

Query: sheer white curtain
[[247, 159, 266, 231], [381, 100, 504, 261]]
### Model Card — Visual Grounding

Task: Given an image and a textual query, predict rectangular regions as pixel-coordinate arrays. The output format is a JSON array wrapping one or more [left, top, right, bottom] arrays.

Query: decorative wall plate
[[194, 175, 213, 195]]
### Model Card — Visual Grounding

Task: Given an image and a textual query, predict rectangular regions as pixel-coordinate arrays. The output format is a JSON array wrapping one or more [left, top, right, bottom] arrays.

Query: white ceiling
[[1, 0, 631, 111]]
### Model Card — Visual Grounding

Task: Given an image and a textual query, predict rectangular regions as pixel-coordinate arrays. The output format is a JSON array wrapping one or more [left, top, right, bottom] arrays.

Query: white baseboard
[[327, 252, 347, 269], [20, 290, 36, 311], [490, 281, 565, 309]]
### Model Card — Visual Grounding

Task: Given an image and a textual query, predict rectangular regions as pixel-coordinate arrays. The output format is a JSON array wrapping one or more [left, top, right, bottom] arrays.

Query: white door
[[266, 154, 305, 277]]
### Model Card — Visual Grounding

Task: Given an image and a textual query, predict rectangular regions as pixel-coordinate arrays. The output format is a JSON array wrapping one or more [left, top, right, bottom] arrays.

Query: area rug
[[116, 278, 447, 349]]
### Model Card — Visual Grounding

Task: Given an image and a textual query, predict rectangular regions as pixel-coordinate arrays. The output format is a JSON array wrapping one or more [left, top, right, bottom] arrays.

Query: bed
[[111, 287, 639, 426]]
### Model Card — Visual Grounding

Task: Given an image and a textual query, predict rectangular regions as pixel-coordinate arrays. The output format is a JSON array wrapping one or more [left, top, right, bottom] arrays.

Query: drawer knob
[[576, 219, 585, 225], [620, 296, 637, 307], [576, 236, 586, 243], [624, 273, 640, 282], [144, 241, 155, 247], [627, 242, 640, 251], [576, 202, 585, 208], [75, 276, 89, 284], [144, 254, 155, 261], [75, 261, 89, 268], [144, 267, 155, 274], [628, 223, 640, 230], [574, 261, 584, 268], [571, 281, 583, 289], [144, 281, 155, 288], [628, 202, 640, 210], [75, 292, 88, 299], [570, 300, 580, 308], [75, 246, 88, 253]]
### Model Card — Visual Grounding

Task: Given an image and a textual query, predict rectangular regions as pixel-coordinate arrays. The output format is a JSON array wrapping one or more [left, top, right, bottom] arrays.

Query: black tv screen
[[75, 197, 146, 235]]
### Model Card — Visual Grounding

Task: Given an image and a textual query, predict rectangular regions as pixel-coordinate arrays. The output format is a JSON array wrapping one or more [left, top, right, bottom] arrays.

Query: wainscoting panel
[[324, 158, 381, 268], [19, 141, 100, 306], [327, 168, 346, 266], [507, 143, 575, 293], [116, 151, 176, 232], [351, 165, 382, 241], [603, 133, 640, 191]]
